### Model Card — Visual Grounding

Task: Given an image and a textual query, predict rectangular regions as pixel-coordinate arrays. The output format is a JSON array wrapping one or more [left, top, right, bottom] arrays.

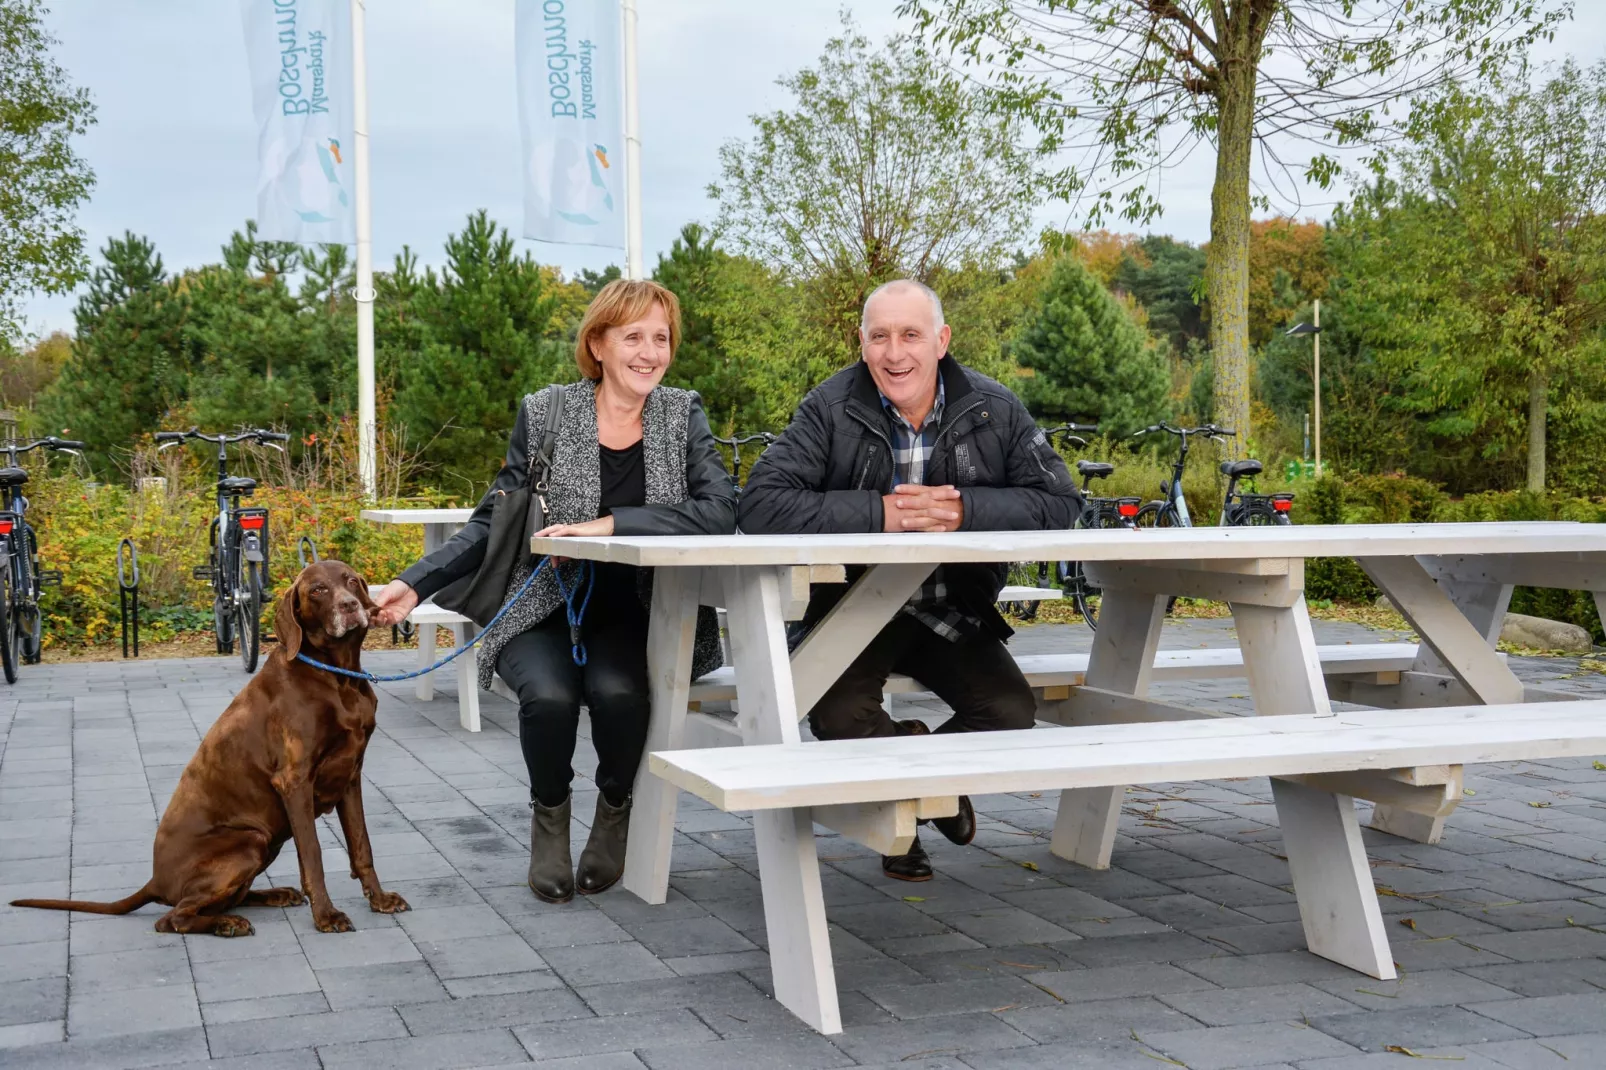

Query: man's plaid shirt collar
[[877, 376, 976, 642]]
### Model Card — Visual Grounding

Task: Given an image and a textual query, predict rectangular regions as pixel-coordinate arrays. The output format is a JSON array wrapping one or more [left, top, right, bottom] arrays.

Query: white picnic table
[[532, 521, 1606, 1032]]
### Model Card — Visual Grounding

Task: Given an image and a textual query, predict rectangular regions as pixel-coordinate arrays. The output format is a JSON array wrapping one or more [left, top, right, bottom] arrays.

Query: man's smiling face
[[860, 282, 951, 425]]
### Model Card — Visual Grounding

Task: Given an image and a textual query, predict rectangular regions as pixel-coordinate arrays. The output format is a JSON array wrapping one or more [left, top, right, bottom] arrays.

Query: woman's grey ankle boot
[[528, 797, 573, 903], [577, 795, 631, 895]]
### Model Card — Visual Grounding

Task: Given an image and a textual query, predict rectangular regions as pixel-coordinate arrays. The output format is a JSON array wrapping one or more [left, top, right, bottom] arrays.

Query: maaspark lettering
[[272, 0, 331, 116]]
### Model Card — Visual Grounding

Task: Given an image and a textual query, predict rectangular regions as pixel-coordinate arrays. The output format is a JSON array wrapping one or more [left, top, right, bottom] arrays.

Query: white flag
[[517, 0, 626, 249], [239, 0, 355, 243]]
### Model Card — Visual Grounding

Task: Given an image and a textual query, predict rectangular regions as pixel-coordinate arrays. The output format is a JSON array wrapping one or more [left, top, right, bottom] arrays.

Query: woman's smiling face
[[593, 302, 673, 402]]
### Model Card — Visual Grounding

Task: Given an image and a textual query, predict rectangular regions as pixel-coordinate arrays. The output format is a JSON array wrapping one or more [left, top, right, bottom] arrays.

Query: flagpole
[[622, 0, 643, 280], [351, 0, 377, 499]]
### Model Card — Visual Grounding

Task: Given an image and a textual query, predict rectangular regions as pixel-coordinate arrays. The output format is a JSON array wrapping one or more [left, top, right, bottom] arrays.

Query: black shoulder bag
[[434, 384, 566, 627]]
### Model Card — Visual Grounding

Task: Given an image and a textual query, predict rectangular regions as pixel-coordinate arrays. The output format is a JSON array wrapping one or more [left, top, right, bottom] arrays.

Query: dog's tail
[[11, 881, 157, 915]]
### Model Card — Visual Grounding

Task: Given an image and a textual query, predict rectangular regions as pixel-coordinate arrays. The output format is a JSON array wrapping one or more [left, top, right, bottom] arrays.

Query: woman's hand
[[533, 516, 614, 565], [533, 516, 615, 539], [371, 581, 419, 628]]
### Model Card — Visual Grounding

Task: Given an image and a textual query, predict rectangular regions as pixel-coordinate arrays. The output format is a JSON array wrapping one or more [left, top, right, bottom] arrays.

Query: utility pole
[[351, 0, 376, 499], [1313, 298, 1321, 477]]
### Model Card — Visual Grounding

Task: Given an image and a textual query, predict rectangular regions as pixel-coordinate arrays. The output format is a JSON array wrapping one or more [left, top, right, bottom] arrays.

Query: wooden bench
[[650, 701, 1606, 1034], [370, 588, 481, 733], [681, 642, 1422, 743]]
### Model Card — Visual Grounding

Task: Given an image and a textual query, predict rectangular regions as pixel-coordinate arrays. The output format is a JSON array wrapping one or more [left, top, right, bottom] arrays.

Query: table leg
[[453, 622, 480, 733], [415, 623, 437, 702], [1049, 590, 1167, 868], [622, 566, 702, 905], [727, 565, 841, 1034], [1235, 593, 1393, 979]]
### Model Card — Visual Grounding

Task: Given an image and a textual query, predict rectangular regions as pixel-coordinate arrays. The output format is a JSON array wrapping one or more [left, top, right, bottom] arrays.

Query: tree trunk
[[1205, 36, 1257, 448], [1527, 366, 1546, 492]]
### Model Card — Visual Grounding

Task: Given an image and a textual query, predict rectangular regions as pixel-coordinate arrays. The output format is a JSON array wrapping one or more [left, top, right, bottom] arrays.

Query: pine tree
[[1013, 255, 1170, 436], [38, 233, 189, 465]]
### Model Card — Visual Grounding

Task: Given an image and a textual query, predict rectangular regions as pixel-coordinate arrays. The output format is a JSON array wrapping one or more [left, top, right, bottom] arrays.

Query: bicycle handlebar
[[5, 437, 87, 453], [715, 433, 776, 447], [1133, 422, 1236, 439], [154, 428, 290, 445]]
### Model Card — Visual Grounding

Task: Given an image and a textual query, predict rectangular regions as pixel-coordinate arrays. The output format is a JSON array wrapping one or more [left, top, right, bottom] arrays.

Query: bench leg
[[1049, 590, 1166, 869], [622, 566, 701, 905], [415, 622, 436, 701], [1272, 778, 1395, 980], [452, 623, 480, 733], [755, 806, 841, 1034]]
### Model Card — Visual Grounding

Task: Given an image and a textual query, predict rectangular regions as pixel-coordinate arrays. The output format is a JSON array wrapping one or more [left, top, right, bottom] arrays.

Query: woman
[[372, 279, 733, 903]]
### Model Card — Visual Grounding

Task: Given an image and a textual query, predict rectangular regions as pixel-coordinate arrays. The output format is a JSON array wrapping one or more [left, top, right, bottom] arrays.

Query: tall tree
[[901, 0, 1569, 447], [1013, 253, 1171, 434], [710, 15, 1040, 351], [1334, 62, 1606, 492], [38, 233, 188, 462], [0, 0, 96, 341]]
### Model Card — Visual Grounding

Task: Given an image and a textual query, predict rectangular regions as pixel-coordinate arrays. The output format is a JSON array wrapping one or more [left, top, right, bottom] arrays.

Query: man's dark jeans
[[806, 613, 1037, 740]]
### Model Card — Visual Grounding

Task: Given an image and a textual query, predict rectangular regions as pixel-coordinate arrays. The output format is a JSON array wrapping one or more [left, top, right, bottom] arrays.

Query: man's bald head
[[862, 279, 944, 335]]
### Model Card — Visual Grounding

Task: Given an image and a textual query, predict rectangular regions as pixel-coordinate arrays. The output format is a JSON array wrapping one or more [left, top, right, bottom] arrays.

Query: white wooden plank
[[1083, 561, 1303, 607], [1232, 597, 1331, 718], [812, 800, 921, 855], [787, 563, 934, 722], [361, 508, 474, 525], [647, 703, 1606, 811], [1360, 556, 1524, 705], [1329, 672, 1570, 709], [997, 585, 1065, 601], [533, 522, 1602, 568], [452, 622, 480, 733], [1282, 768, 1463, 817], [1040, 686, 1224, 727], [1271, 778, 1396, 980], [621, 566, 702, 905], [1049, 589, 1166, 869], [1428, 552, 1606, 591], [414, 622, 436, 702], [754, 807, 842, 1034], [724, 564, 842, 1034]]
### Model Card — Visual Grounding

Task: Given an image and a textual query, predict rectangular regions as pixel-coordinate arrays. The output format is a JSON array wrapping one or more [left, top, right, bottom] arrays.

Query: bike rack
[[117, 538, 140, 659], [296, 535, 319, 568]]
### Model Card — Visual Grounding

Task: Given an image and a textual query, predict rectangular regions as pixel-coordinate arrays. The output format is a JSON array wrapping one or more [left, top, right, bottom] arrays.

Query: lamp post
[[1286, 298, 1322, 476]]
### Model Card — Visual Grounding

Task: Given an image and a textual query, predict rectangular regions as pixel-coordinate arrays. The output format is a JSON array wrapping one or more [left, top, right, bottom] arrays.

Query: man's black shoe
[[892, 718, 931, 737], [930, 795, 976, 846], [882, 832, 933, 882]]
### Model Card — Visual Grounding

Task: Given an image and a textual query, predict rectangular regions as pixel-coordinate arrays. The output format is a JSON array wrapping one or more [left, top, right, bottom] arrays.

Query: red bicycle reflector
[[239, 516, 266, 530], [1273, 499, 1293, 512], [0, 520, 13, 535], [1117, 502, 1139, 517]]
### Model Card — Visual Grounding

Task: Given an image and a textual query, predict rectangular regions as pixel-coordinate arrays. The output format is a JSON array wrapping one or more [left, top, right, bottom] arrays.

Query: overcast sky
[[19, 1, 1606, 337]]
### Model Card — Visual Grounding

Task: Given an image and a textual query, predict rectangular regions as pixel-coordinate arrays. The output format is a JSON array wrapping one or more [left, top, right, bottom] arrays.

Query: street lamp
[[1286, 298, 1322, 476]]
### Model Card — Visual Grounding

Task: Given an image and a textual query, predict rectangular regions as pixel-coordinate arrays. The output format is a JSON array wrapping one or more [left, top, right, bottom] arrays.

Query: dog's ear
[[276, 580, 304, 660]]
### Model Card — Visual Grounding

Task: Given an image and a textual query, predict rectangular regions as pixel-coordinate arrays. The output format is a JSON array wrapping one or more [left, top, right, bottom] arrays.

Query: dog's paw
[[214, 915, 255, 938], [314, 909, 354, 934], [250, 887, 306, 907], [366, 890, 410, 914]]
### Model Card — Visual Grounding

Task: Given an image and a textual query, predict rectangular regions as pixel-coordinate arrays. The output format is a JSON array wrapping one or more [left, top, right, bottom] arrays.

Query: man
[[739, 279, 1080, 881]]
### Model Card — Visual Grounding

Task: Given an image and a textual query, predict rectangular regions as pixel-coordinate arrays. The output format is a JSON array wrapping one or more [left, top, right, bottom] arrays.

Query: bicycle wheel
[[1069, 560, 1100, 629], [237, 558, 263, 672], [1134, 501, 1173, 528], [0, 564, 16, 685], [1245, 507, 1289, 527]]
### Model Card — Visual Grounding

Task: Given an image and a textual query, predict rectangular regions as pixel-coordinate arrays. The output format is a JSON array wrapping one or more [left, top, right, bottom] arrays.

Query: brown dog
[[11, 560, 408, 935]]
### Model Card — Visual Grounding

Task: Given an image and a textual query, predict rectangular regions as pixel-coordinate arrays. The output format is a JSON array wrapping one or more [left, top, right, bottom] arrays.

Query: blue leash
[[294, 557, 594, 682]]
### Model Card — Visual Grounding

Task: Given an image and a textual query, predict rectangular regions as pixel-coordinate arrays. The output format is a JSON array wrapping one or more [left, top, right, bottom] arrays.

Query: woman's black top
[[589, 441, 647, 613]]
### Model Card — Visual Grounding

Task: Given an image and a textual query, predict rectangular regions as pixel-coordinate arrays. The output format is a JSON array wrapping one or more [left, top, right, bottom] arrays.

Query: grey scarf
[[475, 380, 723, 690]]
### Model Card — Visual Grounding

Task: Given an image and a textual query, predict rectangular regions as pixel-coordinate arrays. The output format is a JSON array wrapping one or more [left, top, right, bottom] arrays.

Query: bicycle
[[1219, 458, 1294, 525], [0, 436, 85, 682], [713, 432, 776, 498], [1002, 424, 1141, 628], [156, 428, 289, 672]]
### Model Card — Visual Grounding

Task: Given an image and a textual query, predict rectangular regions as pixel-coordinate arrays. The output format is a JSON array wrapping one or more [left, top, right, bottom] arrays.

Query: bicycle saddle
[[0, 467, 29, 487], [217, 476, 258, 496], [1075, 461, 1115, 480], [1220, 459, 1263, 478]]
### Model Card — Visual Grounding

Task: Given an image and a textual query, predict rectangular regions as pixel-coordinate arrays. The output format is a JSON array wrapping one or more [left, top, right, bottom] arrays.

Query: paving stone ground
[[2, 615, 1604, 1069]]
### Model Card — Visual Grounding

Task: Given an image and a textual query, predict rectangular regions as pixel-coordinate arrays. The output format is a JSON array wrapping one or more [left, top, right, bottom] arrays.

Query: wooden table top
[[530, 522, 1605, 568]]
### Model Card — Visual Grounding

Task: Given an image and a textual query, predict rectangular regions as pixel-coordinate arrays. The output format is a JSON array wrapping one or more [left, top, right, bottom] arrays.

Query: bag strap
[[530, 384, 566, 490]]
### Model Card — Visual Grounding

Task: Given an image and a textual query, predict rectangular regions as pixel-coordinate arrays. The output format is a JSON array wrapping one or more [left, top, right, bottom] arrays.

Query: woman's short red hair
[[574, 279, 682, 380]]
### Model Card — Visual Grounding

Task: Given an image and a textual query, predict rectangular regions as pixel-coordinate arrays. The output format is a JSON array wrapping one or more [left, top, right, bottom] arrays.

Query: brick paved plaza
[[2, 618, 1604, 1069]]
